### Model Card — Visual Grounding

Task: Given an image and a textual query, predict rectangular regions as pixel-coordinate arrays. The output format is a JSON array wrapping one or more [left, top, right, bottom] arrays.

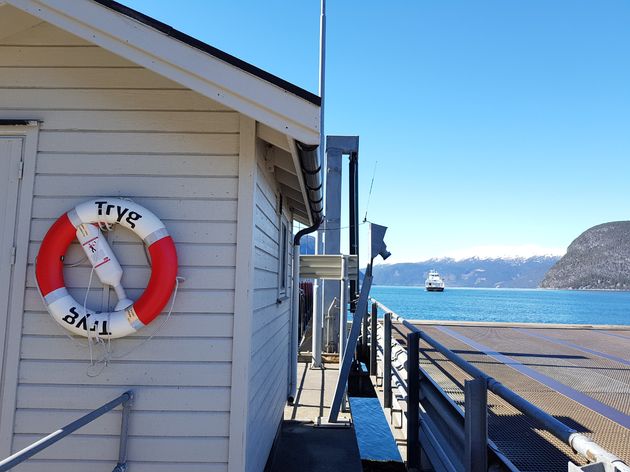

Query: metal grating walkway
[[394, 322, 630, 472]]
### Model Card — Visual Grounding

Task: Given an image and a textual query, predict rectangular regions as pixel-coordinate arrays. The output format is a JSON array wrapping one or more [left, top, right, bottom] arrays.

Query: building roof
[[92, 0, 321, 107], [5, 0, 321, 146], [4, 0, 323, 224]]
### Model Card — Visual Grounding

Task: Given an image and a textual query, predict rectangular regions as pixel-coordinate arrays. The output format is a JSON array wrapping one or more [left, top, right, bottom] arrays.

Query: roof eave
[[7, 0, 321, 145]]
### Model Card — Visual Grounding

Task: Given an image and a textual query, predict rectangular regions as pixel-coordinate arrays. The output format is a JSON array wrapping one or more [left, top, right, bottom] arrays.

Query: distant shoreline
[[372, 285, 630, 292]]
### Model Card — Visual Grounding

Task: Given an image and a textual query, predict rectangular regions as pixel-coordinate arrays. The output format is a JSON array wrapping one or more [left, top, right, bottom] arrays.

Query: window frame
[[278, 214, 290, 299]]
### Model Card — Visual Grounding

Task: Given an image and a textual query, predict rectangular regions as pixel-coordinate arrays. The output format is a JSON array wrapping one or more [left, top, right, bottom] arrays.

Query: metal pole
[[113, 392, 134, 472], [288, 244, 302, 401], [339, 258, 347, 358], [328, 272, 374, 422], [407, 331, 420, 471], [361, 304, 368, 357], [384, 312, 392, 409], [348, 152, 359, 309], [465, 378, 488, 472], [312, 279, 322, 367], [369, 302, 377, 375], [313, 0, 328, 342], [319, 0, 326, 153], [0, 391, 132, 472]]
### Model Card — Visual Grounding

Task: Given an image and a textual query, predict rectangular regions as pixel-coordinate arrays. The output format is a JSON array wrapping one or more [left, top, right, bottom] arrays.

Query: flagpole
[[313, 0, 326, 367]]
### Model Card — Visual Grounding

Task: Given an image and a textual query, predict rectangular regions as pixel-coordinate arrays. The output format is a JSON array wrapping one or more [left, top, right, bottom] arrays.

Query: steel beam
[[384, 311, 392, 408], [464, 378, 488, 472], [369, 302, 378, 375], [407, 331, 420, 471], [327, 273, 373, 422], [322, 143, 342, 351]]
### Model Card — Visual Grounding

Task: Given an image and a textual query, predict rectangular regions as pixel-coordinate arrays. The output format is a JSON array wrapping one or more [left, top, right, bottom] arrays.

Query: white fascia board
[[7, 0, 321, 145]]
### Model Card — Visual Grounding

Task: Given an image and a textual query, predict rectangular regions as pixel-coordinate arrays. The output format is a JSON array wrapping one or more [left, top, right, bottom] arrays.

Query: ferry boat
[[425, 270, 445, 291]]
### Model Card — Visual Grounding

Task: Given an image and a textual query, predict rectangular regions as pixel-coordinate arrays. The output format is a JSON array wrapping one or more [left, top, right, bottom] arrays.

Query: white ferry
[[425, 270, 445, 291]]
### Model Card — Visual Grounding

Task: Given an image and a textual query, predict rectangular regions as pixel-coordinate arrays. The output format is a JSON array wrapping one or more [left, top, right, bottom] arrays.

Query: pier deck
[[267, 362, 362, 472], [393, 321, 630, 471]]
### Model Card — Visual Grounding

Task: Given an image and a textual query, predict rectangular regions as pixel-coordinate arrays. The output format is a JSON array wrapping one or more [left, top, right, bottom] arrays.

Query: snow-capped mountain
[[372, 255, 561, 288]]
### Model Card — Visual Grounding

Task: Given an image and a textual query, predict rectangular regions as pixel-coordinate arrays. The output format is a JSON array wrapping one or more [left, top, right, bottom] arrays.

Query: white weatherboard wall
[[0, 18, 244, 471], [245, 142, 294, 472]]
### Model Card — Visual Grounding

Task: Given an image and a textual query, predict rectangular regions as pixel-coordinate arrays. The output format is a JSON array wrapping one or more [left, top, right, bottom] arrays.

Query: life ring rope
[[36, 198, 178, 339]]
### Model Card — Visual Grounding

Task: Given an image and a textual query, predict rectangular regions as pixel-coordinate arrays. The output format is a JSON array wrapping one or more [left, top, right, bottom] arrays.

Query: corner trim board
[[228, 116, 257, 471]]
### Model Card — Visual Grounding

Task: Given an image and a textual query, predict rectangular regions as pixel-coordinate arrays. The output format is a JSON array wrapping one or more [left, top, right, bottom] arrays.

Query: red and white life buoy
[[36, 198, 178, 339]]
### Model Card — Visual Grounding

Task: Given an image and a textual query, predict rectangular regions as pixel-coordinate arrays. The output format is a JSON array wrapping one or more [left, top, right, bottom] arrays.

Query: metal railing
[[369, 299, 630, 472], [0, 390, 133, 472]]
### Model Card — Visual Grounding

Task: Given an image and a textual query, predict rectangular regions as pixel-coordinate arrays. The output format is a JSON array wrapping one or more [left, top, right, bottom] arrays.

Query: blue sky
[[125, 1, 630, 263]]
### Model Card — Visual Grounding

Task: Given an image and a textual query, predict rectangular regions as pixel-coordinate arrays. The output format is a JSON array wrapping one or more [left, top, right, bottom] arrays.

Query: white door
[[0, 137, 23, 410]]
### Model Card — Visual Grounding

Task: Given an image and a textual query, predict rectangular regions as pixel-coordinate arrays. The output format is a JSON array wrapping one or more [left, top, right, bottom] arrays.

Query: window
[[278, 217, 289, 297]]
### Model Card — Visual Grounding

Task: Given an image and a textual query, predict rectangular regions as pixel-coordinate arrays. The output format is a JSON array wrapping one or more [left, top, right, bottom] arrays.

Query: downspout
[[288, 142, 324, 402]]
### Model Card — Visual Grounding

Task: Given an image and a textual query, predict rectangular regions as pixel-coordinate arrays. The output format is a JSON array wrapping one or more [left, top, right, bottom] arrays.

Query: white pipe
[[339, 257, 347, 357], [319, 0, 326, 154], [313, 0, 326, 369], [569, 434, 630, 472], [288, 244, 301, 401], [312, 276, 322, 367], [325, 297, 338, 353]]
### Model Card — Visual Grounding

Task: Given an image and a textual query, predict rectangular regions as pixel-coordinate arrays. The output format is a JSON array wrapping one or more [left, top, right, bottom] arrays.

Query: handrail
[[0, 390, 133, 472], [371, 298, 630, 472]]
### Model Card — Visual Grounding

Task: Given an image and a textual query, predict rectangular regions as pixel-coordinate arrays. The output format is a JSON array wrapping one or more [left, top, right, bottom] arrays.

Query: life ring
[[36, 198, 178, 339]]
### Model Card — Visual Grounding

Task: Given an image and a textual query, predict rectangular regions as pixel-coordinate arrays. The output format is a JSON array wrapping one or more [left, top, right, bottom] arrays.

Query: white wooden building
[[0, 1, 322, 471]]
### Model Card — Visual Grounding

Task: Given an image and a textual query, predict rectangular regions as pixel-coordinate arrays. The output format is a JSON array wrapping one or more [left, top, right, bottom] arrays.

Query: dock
[[388, 320, 630, 471], [265, 311, 630, 471], [267, 362, 362, 472]]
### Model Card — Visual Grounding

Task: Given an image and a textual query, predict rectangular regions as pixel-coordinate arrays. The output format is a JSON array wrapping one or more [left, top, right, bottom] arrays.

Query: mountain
[[541, 221, 630, 290], [372, 256, 560, 288]]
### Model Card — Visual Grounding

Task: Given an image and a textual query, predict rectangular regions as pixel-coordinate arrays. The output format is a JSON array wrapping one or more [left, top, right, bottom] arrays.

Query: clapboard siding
[[19, 360, 232, 387], [1, 22, 92, 46], [17, 385, 231, 411], [14, 410, 230, 436], [11, 436, 229, 462], [14, 461, 227, 472], [0, 109, 238, 133], [37, 132, 238, 155], [20, 336, 233, 362], [0, 23, 239, 471], [0, 46, 138, 67], [0, 89, 230, 111], [245, 152, 293, 471], [249, 359, 286, 427], [0, 68, 187, 89], [22, 312, 233, 339], [32, 176, 237, 199], [0, 89, 231, 111], [31, 198, 238, 221]]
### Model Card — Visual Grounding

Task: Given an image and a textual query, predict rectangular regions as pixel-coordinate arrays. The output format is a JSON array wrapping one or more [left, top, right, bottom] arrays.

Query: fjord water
[[370, 286, 630, 325]]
